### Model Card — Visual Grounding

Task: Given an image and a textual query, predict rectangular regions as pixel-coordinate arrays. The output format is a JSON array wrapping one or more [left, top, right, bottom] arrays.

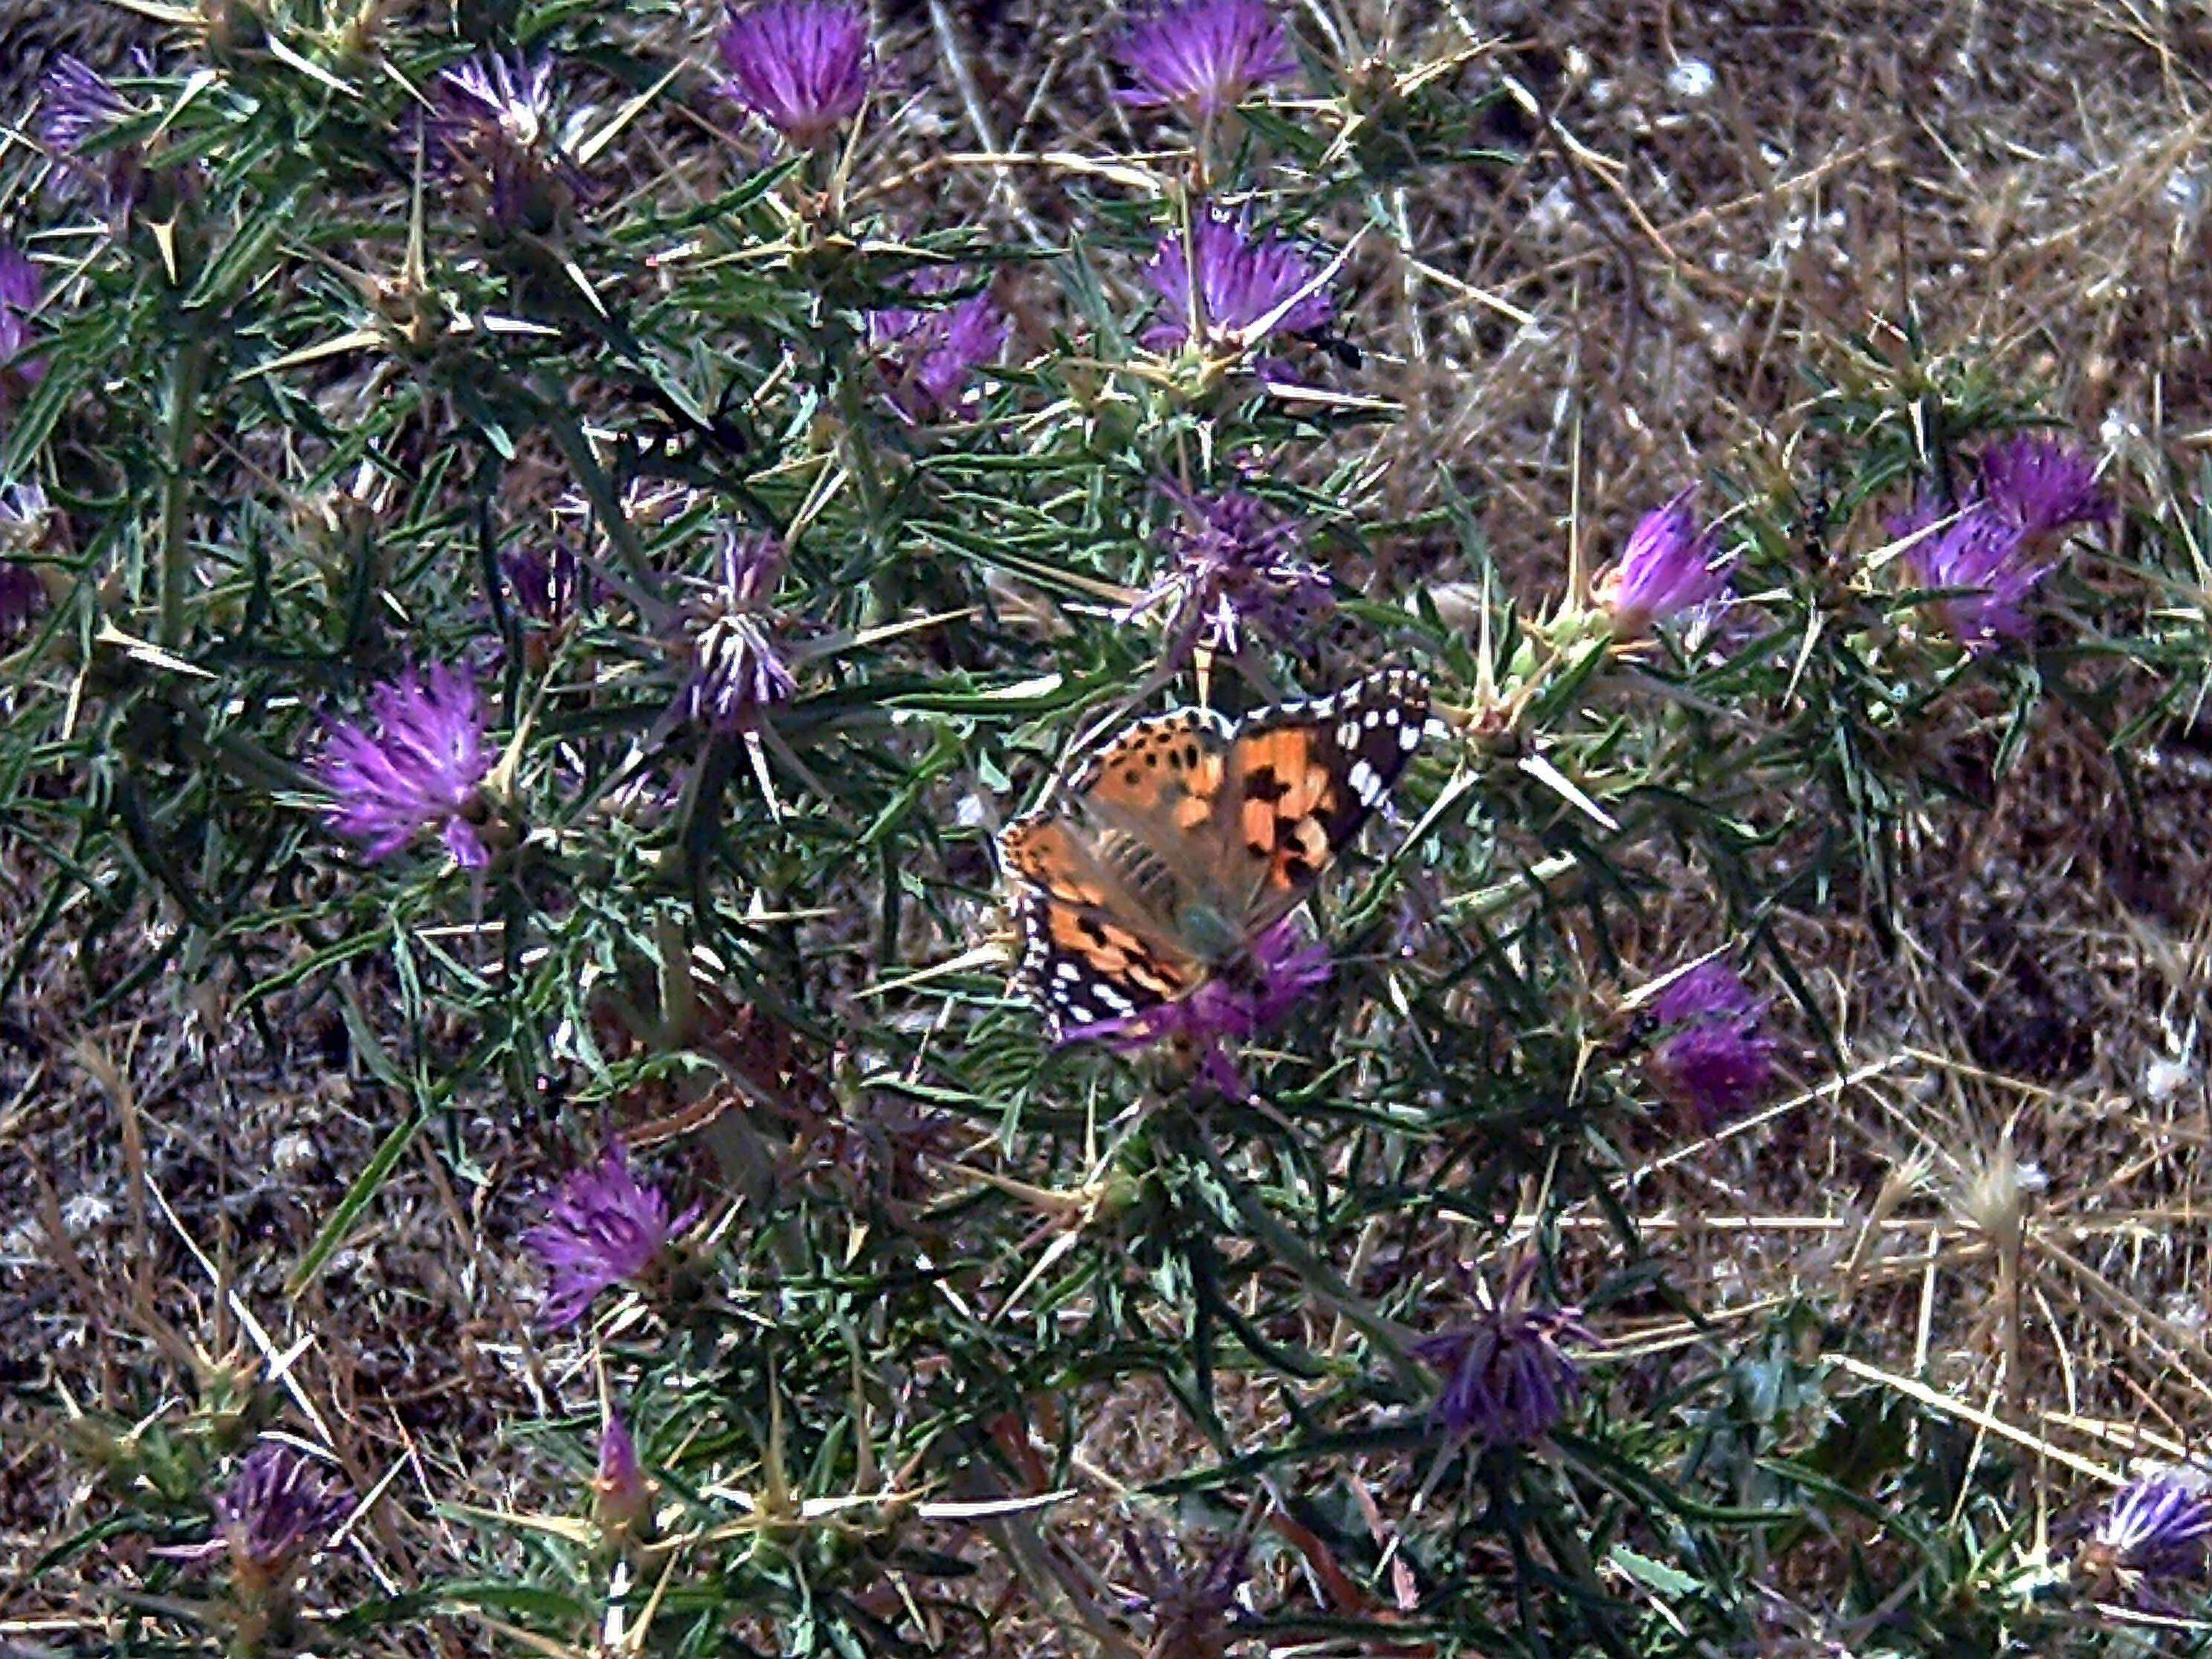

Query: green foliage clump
[[5, 2, 2207, 1656]]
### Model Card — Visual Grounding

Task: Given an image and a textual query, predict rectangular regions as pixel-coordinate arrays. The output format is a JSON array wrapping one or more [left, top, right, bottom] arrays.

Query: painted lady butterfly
[[1000, 670, 1430, 1038]]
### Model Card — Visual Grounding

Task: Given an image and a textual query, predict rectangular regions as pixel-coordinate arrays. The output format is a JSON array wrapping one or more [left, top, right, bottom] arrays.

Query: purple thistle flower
[[39, 55, 135, 158], [0, 247, 47, 403], [1976, 432, 2112, 539], [1414, 1257, 1594, 1448], [1141, 213, 1335, 362], [429, 53, 592, 235], [1123, 485, 1331, 665], [38, 54, 161, 217], [209, 1443, 353, 1594], [1117, 0, 1298, 125], [499, 543, 590, 627], [594, 1408, 653, 1536], [679, 528, 797, 731], [1645, 959, 1776, 1124], [1892, 497, 2048, 650], [494, 545, 589, 674], [2083, 1471, 2212, 1595], [867, 269, 1009, 422], [1119, 1527, 1251, 1654], [316, 663, 494, 868], [718, 1, 873, 150], [1061, 917, 1330, 1096], [524, 1142, 700, 1329], [1595, 488, 1732, 637]]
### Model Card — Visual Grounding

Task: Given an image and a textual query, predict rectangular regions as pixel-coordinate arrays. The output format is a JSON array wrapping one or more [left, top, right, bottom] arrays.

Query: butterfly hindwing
[[1006, 885, 1194, 1036], [1000, 809, 1204, 1035]]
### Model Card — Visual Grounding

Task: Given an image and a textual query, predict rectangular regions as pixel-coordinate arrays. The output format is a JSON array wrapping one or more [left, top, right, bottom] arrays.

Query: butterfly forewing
[[1216, 669, 1432, 923]]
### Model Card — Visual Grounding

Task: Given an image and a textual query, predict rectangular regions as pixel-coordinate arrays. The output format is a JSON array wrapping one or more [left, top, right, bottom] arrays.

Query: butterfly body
[[1000, 670, 1430, 1038]]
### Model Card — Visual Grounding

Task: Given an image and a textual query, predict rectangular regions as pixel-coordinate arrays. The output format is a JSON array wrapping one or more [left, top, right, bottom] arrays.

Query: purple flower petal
[[524, 1143, 698, 1329], [1058, 917, 1331, 1096], [594, 1408, 653, 1533], [428, 52, 592, 233], [868, 268, 1009, 421], [0, 246, 47, 397], [1976, 432, 2111, 537], [1117, 0, 1297, 123], [1895, 497, 2048, 649], [37, 54, 152, 214], [718, 1, 873, 149], [1646, 959, 1776, 1123], [1120, 1526, 1252, 1652], [1414, 1258, 1593, 1446], [2091, 1471, 2212, 1588], [1596, 488, 1732, 636], [210, 1443, 352, 1585], [679, 529, 796, 731], [1122, 483, 1332, 668], [316, 663, 493, 867], [1142, 214, 1334, 363]]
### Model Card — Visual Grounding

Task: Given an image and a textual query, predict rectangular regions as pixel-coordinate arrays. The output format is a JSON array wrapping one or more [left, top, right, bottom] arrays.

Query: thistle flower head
[[1594, 488, 1731, 636], [679, 528, 796, 731], [0, 247, 47, 401], [1117, 0, 1297, 124], [1141, 213, 1334, 361], [1644, 958, 1776, 1124], [209, 1443, 352, 1595], [867, 268, 1009, 422], [39, 55, 149, 213], [493, 544, 588, 674], [1893, 497, 2047, 649], [1976, 432, 2111, 538], [500, 543, 589, 627], [1414, 1257, 1593, 1447], [718, 1, 873, 150], [39, 55, 135, 157], [429, 52, 591, 235], [1122, 485, 1331, 666], [524, 1142, 699, 1329], [2080, 1470, 2212, 1597], [316, 664, 494, 868], [593, 1408, 653, 1536]]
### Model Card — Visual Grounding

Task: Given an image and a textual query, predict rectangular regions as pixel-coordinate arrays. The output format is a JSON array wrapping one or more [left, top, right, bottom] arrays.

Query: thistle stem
[[158, 339, 207, 650]]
